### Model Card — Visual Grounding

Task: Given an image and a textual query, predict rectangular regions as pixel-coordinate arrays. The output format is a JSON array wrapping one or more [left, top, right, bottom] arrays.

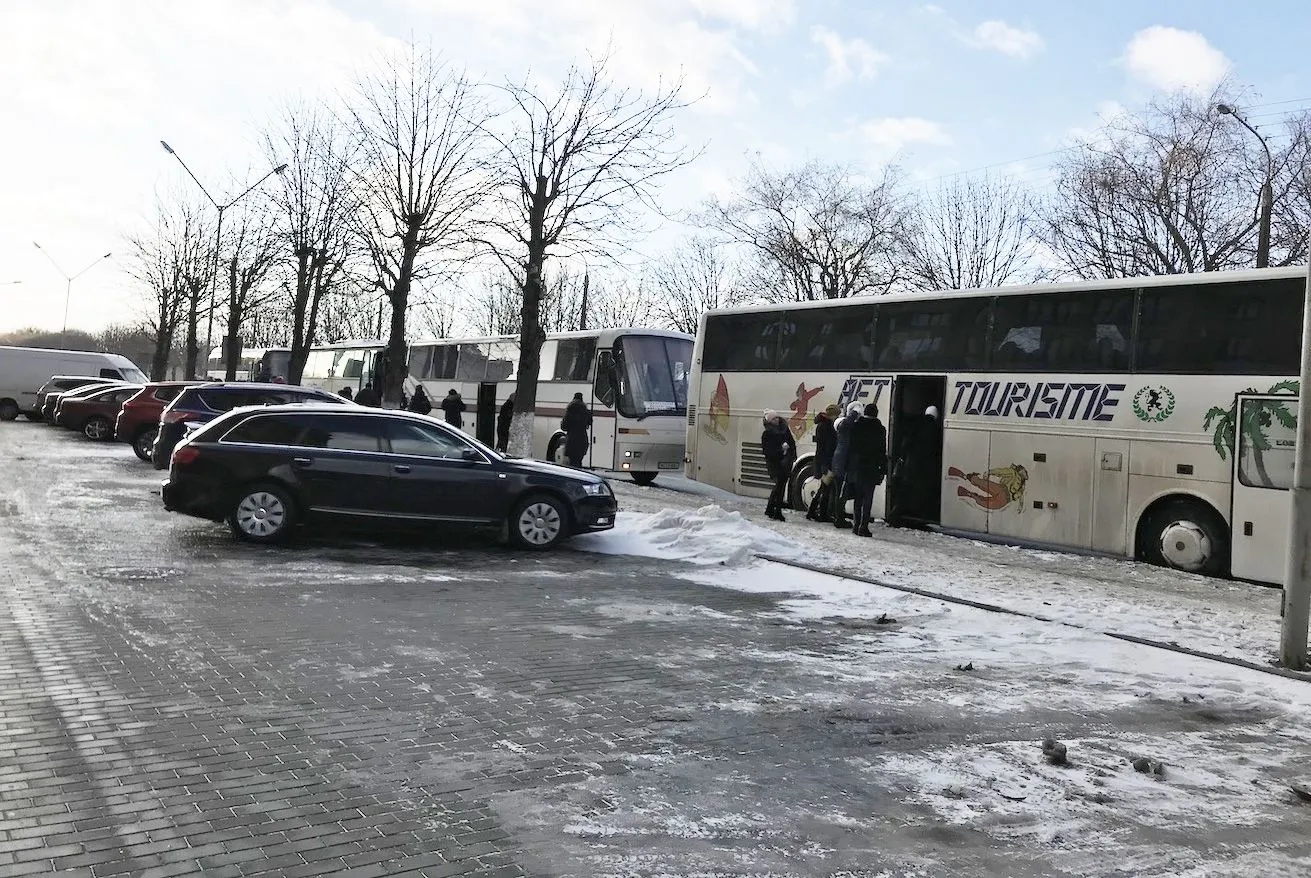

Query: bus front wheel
[[631, 472, 657, 487], [1138, 499, 1228, 578]]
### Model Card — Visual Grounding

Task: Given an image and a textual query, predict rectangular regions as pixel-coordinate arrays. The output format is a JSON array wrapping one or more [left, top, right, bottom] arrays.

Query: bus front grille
[[739, 442, 774, 489], [687, 404, 697, 427]]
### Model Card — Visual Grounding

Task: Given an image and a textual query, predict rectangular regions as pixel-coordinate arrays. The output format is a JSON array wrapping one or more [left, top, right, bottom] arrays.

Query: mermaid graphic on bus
[[948, 464, 1029, 513]]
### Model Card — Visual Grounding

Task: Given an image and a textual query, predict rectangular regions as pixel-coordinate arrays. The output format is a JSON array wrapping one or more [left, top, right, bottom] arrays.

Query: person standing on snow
[[828, 402, 863, 529], [441, 388, 466, 429], [761, 410, 797, 522], [561, 392, 593, 466], [408, 384, 433, 415], [806, 404, 840, 522], [496, 392, 516, 453], [846, 403, 889, 537]]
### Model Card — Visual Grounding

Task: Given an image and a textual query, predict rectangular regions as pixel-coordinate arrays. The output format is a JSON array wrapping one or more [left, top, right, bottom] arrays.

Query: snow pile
[[575, 503, 801, 566]]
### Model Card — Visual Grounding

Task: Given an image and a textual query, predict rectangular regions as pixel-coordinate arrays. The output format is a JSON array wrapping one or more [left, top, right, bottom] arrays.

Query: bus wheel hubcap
[[1159, 521, 1209, 571]]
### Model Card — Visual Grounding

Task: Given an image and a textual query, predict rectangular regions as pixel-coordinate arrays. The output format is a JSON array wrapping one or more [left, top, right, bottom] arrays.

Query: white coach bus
[[205, 346, 292, 381], [684, 266, 1307, 584], [408, 328, 693, 484], [298, 340, 384, 394]]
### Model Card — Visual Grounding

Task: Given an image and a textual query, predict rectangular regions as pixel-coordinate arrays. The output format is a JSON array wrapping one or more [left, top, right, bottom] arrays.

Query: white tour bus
[[298, 340, 383, 395], [205, 346, 292, 382], [407, 328, 694, 483], [0, 345, 147, 421], [685, 266, 1307, 584]]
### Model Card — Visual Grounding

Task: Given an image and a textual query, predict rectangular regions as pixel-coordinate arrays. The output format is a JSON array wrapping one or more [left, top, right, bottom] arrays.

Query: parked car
[[54, 384, 143, 439], [117, 382, 204, 462], [152, 383, 351, 470], [0, 345, 146, 421], [161, 405, 617, 549], [35, 376, 109, 416], [47, 380, 130, 424]]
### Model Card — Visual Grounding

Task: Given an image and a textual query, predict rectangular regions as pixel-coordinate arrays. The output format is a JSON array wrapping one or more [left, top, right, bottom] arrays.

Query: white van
[[0, 346, 148, 421]]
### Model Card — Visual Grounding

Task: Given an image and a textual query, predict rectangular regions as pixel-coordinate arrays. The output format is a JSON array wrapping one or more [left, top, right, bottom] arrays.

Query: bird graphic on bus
[[703, 374, 731, 444], [948, 464, 1029, 513], [788, 382, 824, 439]]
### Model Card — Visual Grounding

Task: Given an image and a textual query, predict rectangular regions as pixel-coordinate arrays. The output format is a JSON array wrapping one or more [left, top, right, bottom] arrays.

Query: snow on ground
[[592, 475, 1294, 669]]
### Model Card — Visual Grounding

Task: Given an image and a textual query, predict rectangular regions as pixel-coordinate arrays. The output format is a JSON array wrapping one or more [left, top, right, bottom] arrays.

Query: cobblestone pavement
[[2, 422, 1311, 878]]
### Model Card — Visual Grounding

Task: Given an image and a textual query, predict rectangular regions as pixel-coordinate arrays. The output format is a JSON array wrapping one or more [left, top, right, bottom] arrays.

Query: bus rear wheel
[[630, 472, 657, 486], [788, 461, 814, 512], [1139, 500, 1228, 577]]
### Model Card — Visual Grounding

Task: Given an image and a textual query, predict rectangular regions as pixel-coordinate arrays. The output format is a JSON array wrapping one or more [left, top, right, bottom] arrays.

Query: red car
[[117, 381, 203, 461], [56, 384, 143, 440]]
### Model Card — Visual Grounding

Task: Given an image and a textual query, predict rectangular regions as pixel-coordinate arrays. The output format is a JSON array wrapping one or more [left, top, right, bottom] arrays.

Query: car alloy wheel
[[133, 428, 158, 462], [516, 500, 563, 548], [235, 491, 289, 540], [83, 417, 112, 441]]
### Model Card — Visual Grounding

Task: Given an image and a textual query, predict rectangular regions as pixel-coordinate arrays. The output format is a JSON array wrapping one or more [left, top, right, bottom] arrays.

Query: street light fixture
[[32, 243, 112, 333], [1216, 103, 1274, 269], [159, 140, 288, 375]]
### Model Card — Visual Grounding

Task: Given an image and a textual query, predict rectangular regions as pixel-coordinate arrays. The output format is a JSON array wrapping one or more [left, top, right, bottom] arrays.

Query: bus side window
[[100, 368, 122, 379], [594, 351, 617, 407]]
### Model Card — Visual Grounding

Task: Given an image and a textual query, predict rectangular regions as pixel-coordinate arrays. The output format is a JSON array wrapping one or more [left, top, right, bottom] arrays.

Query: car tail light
[[172, 445, 201, 466], [161, 409, 192, 424]]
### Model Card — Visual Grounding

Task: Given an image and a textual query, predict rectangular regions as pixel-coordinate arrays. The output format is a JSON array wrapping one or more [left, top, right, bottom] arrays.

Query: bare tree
[[126, 192, 213, 379], [349, 44, 489, 404], [411, 283, 457, 340], [703, 159, 908, 303], [903, 174, 1045, 291], [646, 236, 741, 333], [264, 100, 361, 384], [470, 272, 524, 337], [479, 55, 698, 455], [1269, 111, 1311, 264], [1038, 88, 1302, 278], [219, 199, 280, 379], [585, 276, 657, 329]]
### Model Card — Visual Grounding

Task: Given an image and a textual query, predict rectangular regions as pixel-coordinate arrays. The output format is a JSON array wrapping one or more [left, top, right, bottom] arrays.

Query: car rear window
[[152, 386, 185, 402], [222, 415, 306, 446], [195, 390, 255, 412]]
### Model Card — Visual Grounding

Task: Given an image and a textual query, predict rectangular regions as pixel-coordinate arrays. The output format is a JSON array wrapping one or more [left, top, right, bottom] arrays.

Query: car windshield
[[611, 335, 693, 420]]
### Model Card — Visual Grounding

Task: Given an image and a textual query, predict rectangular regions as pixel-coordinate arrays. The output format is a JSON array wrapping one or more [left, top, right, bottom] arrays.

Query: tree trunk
[[382, 225, 420, 407], [510, 248, 548, 458], [287, 250, 313, 385], [224, 256, 240, 381], [183, 289, 200, 379], [150, 324, 172, 381]]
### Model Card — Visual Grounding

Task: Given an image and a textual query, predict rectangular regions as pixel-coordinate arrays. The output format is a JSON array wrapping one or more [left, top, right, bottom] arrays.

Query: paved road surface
[[2, 421, 1310, 877]]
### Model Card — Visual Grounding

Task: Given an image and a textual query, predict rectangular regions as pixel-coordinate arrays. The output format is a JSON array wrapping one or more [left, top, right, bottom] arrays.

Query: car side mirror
[[461, 447, 483, 463]]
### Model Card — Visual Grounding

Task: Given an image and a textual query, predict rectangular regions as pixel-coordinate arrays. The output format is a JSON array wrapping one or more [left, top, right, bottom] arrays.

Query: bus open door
[[886, 375, 947, 528]]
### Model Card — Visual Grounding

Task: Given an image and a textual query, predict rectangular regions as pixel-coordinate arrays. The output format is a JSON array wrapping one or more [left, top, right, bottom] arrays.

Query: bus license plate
[[658, 461, 679, 470]]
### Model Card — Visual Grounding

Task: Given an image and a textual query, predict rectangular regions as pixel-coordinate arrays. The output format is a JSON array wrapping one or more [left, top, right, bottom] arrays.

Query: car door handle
[[293, 457, 313, 468], [393, 465, 412, 474]]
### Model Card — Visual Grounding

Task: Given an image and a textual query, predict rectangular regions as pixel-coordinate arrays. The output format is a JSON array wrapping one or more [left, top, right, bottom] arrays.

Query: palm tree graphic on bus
[[1203, 379, 1299, 488]]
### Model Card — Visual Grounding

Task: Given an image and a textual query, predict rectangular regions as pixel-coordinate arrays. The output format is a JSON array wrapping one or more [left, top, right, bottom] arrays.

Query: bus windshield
[[612, 335, 693, 419]]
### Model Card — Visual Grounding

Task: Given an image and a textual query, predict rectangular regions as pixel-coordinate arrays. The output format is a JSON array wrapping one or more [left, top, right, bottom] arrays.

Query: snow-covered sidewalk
[[579, 476, 1292, 670]]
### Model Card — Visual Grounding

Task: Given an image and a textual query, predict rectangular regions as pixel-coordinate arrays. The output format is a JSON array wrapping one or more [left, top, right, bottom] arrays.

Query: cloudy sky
[[1, 0, 1306, 334]]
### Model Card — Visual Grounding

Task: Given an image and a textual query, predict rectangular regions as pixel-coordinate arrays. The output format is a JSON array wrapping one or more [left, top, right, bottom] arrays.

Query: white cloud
[[811, 25, 888, 88], [965, 20, 1044, 59], [859, 117, 951, 160], [1123, 26, 1231, 93]]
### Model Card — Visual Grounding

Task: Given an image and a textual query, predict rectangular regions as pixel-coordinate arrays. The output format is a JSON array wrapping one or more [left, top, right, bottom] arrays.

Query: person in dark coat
[[339, 387, 354, 401], [408, 385, 433, 415], [846, 403, 889, 537], [806, 404, 840, 522], [496, 392, 515, 453], [440, 388, 466, 428], [561, 392, 593, 466], [760, 410, 797, 522], [355, 381, 380, 407], [889, 405, 942, 528], [828, 402, 863, 528]]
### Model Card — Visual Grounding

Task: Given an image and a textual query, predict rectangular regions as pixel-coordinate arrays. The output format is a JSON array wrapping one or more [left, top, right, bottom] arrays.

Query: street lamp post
[[1216, 103, 1274, 268], [159, 141, 286, 376], [32, 244, 112, 334]]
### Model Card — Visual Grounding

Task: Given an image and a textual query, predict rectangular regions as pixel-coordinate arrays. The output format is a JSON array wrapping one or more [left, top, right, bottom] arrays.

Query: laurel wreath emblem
[[1133, 385, 1176, 423]]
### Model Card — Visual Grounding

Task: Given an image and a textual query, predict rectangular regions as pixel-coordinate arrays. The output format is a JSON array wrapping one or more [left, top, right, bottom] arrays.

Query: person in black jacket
[[496, 392, 515, 453], [806, 404, 840, 522], [760, 410, 797, 522], [408, 385, 433, 415], [561, 392, 593, 466], [355, 381, 380, 408], [440, 388, 466, 429], [828, 402, 863, 528], [847, 403, 889, 537]]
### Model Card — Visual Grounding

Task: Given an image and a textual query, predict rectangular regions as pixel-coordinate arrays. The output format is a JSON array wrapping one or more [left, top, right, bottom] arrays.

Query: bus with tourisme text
[[684, 265, 1307, 585], [297, 328, 695, 485]]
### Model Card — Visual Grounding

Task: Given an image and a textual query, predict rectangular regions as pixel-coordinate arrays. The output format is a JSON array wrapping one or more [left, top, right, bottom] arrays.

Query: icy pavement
[[586, 476, 1293, 669]]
